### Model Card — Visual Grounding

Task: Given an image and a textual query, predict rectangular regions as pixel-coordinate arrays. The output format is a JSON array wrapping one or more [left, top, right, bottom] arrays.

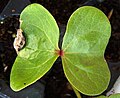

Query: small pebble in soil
[[0, 21, 4, 24]]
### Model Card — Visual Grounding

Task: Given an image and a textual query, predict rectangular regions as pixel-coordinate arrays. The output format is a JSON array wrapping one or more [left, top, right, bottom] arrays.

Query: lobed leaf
[[10, 4, 59, 91], [62, 6, 111, 95]]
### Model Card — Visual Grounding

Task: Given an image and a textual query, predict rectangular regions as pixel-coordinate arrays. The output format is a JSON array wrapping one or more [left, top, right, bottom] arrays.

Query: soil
[[0, 0, 120, 98]]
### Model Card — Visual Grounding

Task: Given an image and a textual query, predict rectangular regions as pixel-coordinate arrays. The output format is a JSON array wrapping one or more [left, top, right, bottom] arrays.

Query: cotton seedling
[[10, 4, 111, 96]]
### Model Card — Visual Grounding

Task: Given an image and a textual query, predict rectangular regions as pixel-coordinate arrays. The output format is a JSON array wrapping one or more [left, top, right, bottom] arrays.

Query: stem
[[72, 86, 82, 98]]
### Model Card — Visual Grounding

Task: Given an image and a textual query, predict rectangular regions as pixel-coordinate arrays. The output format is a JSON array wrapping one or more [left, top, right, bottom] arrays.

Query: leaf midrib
[[23, 23, 56, 49], [64, 57, 100, 91], [16, 55, 56, 70]]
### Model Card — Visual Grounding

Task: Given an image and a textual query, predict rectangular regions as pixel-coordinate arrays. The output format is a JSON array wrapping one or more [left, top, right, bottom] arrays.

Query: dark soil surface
[[0, 0, 120, 98]]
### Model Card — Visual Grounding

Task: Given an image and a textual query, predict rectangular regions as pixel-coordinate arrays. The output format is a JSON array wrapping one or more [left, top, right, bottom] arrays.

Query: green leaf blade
[[96, 94, 120, 98], [62, 6, 111, 95], [10, 4, 59, 91], [11, 54, 57, 91], [109, 94, 120, 98]]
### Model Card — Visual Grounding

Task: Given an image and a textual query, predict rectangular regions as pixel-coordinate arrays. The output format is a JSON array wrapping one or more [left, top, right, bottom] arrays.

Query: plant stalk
[[72, 86, 82, 98]]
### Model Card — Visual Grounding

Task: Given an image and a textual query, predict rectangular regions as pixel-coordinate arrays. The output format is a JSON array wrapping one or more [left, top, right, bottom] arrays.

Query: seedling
[[10, 4, 111, 96]]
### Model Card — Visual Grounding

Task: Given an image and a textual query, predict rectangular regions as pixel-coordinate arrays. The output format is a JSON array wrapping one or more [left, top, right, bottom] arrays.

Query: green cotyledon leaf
[[62, 6, 111, 95], [108, 94, 120, 98], [10, 4, 59, 91], [96, 94, 120, 98]]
